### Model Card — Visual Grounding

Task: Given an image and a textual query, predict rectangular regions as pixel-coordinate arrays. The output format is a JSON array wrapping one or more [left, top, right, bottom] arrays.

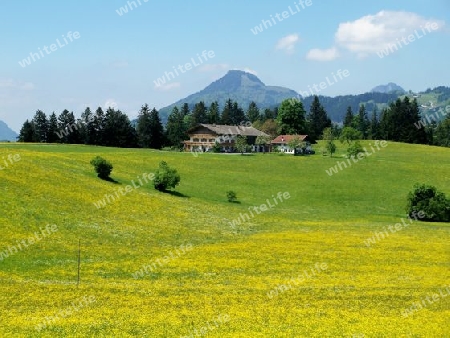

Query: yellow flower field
[[0, 143, 449, 337]]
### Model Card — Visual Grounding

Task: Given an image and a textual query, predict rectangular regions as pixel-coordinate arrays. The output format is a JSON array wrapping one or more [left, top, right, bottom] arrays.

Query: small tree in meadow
[[322, 127, 337, 157], [235, 136, 248, 154], [153, 161, 180, 191], [227, 191, 237, 203], [90, 156, 113, 179], [347, 141, 364, 158]]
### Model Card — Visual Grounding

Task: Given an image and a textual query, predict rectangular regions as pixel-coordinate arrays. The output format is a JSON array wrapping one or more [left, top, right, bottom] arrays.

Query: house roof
[[271, 135, 308, 144], [188, 124, 269, 137]]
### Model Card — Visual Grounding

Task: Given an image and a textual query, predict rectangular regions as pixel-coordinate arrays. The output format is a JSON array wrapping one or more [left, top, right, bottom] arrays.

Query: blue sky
[[1, 0, 449, 132]]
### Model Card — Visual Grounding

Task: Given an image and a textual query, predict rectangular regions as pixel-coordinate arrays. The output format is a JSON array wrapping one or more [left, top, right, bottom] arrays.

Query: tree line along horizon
[[16, 96, 450, 149]]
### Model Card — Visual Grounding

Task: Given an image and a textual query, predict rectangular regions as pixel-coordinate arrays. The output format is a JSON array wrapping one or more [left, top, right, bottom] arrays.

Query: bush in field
[[153, 161, 180, 191], [90, 156, 113, 179], [347, 141, 364, 158], [226, 191, 237, 203], [407, 184, 450, 222]]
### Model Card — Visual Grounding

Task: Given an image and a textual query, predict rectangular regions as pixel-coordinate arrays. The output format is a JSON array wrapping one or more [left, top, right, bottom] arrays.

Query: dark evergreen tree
[[136, 104, 152, 148], [103, 107, 137, 147], [192, 101, 208, 126], [343, 106, 354, 128], [180, 103, 190, 117], [368, 107, 379, 140], [246, 101, 260, 123], [57, 110, 77, 143], [435, 116, 450, 147], [357, 104, 370, 139], [166, 106, 187, 148], [409, 98, 428, 144], [92, 107, 105, 145], [148, 108, 164, 149], [263, 108, 276, 121], [231, 101, 246, 125], [378, 97, 428, 144], [207, 101, 220, 124], [81, 107, 95, 145], [220, 99, 234, 125], [32, 110, 48, 142], [307, 96, 331, 143], [47, 112, 59, 143], [18, 120, 35, 142]]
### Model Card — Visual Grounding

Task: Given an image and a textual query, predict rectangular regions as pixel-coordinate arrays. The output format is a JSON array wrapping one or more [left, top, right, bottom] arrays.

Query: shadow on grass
[[99, 175, 120, 184], [228, 200, 241, 204], [163, 190, 189, 198]]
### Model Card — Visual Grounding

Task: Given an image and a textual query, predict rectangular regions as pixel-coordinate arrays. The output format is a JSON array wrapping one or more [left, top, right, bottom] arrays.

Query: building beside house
[[271, 135, 312, 154], [184, 124, 269, 153]]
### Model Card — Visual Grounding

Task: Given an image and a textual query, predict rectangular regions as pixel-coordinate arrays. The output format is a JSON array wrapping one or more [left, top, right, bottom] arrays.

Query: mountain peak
[[205, 70, 265, 92], [157, 69, 298, 121], [371, 83, 405, 94]]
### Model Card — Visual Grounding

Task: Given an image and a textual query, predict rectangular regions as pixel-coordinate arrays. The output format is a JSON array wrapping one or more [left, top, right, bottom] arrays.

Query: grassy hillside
[[0, 142, 449, 337]]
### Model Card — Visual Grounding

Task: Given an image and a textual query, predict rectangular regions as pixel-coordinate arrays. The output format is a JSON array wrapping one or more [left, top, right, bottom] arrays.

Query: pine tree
[[207, 101, 220, 124], [32, 110, 48, 142], [92, 107, 105, 145], [246, 101, 260, 123], [357, 105, 370, 139], [409, 98, 428, 144], [263, 108, 276, 121], [231, 102, 246, 125], [18, 120, 35, 142], [192, 101, 208, 126], [166, 106, 187, 148], [148, 108, 164, 149], [47, 112, 59, 143], [221, 99, 234, 125], [81, 107, 95, 145], [103, 107, 137, 147], [368, 107, 379, 140], [136, 104, 152, 148], [57, 110, 77, 143], [344, 106, 354, 127], [307, 96, 331, 143], [435, 115, 450, 147], [180, 103, 190, 117]]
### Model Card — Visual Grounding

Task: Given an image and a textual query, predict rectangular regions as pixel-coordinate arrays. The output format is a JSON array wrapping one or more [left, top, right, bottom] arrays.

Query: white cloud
[[0, 79, 35, 90], [275, 34, 300, 54], [198, 64, 229, 72], [104, 99, 119, 110], [305, 11, 445, 60], [243, 68, 258, 75], [154, 82, 181, 91], [231, 67, 258, 75], [306, 47, 339, 61], [335, 11, 445, 57]]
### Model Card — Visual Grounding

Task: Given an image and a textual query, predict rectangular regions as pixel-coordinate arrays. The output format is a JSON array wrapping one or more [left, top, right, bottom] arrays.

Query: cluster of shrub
[[90, 157, 180, 192], [90, 156, 448, 222], [407, 184, 450, 222], [90, 157, 243, 203]]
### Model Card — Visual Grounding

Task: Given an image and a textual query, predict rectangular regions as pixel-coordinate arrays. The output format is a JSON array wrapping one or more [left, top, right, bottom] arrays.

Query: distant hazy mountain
[[371, 82, 405, 94], [158, 70, 298, 121], [0, 120, 18, 141]]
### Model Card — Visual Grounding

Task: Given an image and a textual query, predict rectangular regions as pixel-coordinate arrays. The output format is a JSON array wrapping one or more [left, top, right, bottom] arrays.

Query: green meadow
[[0, 141, 449, 337]]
